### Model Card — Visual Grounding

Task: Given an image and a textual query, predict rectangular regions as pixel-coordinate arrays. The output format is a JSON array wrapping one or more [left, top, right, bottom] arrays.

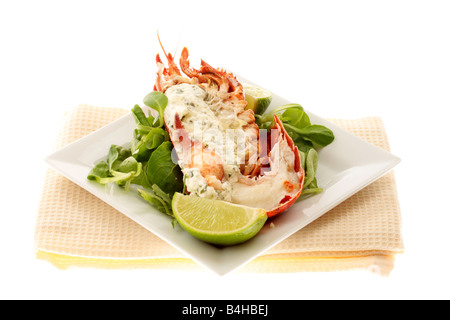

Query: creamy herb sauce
[[164, 83, 300, 210], [164, 83, 246, 200]]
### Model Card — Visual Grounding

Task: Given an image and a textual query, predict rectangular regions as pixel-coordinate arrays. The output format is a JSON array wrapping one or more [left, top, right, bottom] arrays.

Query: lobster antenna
[[157, 29, 183, 61], [156, 29, 169, 60], [173, 30, 182, 59]]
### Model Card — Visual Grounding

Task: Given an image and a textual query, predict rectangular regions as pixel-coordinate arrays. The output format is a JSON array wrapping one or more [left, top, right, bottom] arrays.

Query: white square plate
[[45, 77, 400, 276]]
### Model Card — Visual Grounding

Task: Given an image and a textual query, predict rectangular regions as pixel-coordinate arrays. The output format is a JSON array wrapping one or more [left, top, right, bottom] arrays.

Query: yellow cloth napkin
[[34, 105, 403, 275]]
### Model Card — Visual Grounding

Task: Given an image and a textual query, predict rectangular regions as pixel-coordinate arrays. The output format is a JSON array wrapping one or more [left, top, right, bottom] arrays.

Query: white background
[[1, 0, 449, 300]]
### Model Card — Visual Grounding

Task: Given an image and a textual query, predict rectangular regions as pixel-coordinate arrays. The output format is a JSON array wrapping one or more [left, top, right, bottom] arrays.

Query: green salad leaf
[[256, 103, 304, 129], [108, 145, 131, 171], [138, 185, 178, 227], [147, 141, 184, 196], [284, 123, 335, 147], [87, 161, 115, 182], [256, 103, 334, 150], [145, 127, 168, 150], [87, 145, 142, 191], [130, 162, 152, 189], [138, 185, 173, 217], [143, 91, 168, 127], [132, 104, 151, 127], [282, 107, 311, 129]]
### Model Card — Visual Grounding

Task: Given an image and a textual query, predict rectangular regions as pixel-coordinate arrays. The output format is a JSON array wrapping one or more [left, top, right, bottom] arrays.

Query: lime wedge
[[172, 193, 267, 246], [243, 84, 273, 115]]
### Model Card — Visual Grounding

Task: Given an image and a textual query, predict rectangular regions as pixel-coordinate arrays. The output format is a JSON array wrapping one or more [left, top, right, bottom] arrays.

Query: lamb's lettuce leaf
[[147, 141, 184, 196]]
